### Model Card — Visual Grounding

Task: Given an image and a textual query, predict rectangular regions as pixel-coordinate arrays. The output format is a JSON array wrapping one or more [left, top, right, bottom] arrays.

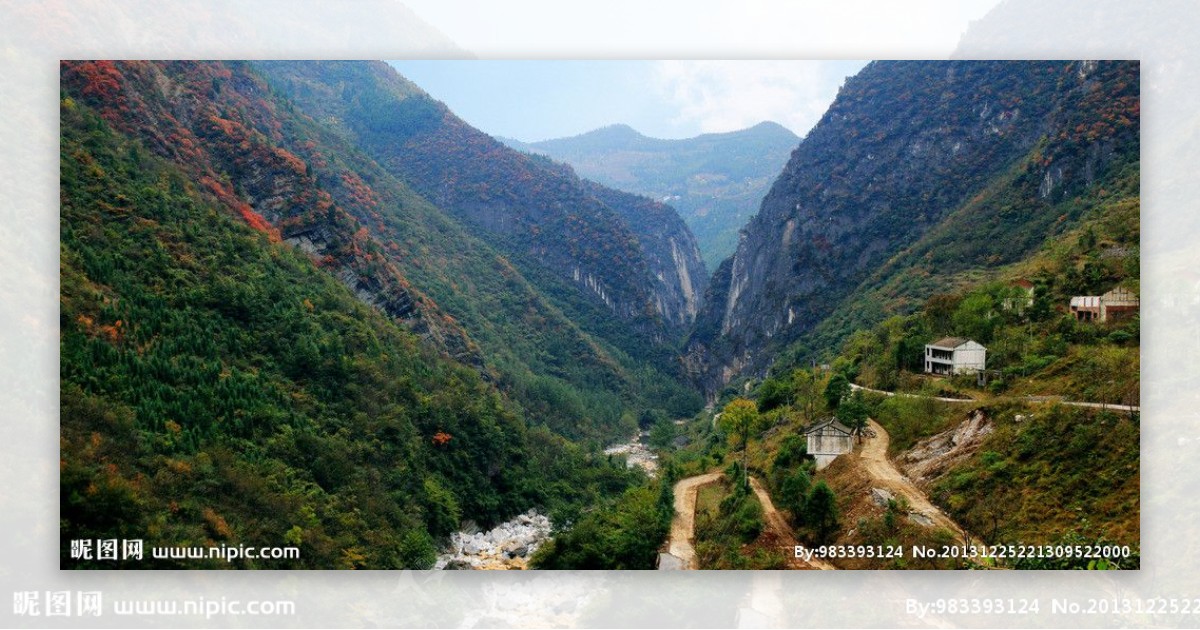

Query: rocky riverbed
[[604, 430, 658, 477], [434, 510, 553, 570]]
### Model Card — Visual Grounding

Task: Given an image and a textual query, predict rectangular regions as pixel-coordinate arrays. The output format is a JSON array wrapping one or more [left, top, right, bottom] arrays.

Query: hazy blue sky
[[388, 60, 869, 142]]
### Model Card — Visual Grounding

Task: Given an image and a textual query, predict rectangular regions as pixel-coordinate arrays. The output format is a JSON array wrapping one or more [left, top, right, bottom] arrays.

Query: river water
[[603, 429, 659, 477], [434, 431, 658, 570], [434, 509, 552, 570]]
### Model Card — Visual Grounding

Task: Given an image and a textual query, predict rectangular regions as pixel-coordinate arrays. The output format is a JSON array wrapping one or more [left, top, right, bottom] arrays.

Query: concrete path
[[850, 382, 975, 403], [850, 382, 1139, 412]]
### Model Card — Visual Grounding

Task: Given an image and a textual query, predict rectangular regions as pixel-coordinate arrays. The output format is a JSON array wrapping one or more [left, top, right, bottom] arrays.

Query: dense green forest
[[60, 97, 642, 568]]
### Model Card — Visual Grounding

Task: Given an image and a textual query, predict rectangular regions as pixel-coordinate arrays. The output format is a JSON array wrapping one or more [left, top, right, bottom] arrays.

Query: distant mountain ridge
[[500, 121, 799, 270]]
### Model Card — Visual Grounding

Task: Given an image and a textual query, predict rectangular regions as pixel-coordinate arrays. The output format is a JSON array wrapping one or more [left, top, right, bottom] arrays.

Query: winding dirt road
[[666, 472, 722, 569], [664, 472, 834, 570], [861, 419, 981, 547], [748, 477, 835, 570], [663, 420, 985, 570]]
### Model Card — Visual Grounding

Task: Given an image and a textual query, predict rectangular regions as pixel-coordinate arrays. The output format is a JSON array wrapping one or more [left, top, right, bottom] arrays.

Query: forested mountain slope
[[255, 61, 707, 342], [60, 96, 641, 568], [687, 60, 1138, 395], [61, 60, 703, 443]]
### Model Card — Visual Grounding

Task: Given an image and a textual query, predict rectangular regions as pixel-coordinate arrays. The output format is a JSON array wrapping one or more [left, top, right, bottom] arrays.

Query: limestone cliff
[[687, 61, 1139, 396]]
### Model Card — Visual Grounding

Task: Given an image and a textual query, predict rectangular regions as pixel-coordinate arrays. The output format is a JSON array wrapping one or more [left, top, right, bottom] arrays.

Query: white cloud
[[653, 60, 863, 137]]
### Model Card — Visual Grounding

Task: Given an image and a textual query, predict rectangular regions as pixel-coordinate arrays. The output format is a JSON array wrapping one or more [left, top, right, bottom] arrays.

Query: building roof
[[803, 417, 854, 436], [1070, 296, 1101, 308], [1013, 279, 1035, 289], [927, 336, 970, 349], [1101, 285, 1139, 303]]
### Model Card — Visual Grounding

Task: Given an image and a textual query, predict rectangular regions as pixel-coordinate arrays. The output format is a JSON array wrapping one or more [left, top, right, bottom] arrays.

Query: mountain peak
[[565, 123, 648, 145], [692, 121, 799, 143], [588, 123, 643, 138], [744, 120, 798, 138], [525, 121, 802, 270]]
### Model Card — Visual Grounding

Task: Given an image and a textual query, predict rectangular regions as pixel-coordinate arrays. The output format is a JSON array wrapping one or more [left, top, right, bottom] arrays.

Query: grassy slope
[[795, 146, 1139, 365], [928, 403, 1139, 549]]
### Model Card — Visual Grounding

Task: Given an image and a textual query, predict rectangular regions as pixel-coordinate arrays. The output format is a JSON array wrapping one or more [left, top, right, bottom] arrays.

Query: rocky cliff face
[[687, 61, 1139, 396], [60, 60, 484, 369], [580, 181, 707, 328], [514, 121, 799, 271]]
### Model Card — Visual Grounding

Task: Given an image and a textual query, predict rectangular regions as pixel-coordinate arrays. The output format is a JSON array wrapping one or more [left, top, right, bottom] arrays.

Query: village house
[[1100, 285, 1139, 322], [924, 337, 987, 376], [1069, 295, 1102, 321], [1069, 284, 1139, 323], [804, 417, 855, 470], [1002, 279, 1036, 313]]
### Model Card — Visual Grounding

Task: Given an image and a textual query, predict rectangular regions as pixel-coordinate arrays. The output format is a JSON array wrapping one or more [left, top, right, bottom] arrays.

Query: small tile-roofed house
[[924, 337, 987, 376], [804, 417, 855, 470]]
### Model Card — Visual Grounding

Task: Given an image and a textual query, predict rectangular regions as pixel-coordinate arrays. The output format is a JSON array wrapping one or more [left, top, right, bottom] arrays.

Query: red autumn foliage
[[273, 146, 308, 176], [237, 204, 281, 241], [60, 60, 479, 364], [340, 171, 381, 209], [76, 313, 124, 343], [66, 60, 125, 106]]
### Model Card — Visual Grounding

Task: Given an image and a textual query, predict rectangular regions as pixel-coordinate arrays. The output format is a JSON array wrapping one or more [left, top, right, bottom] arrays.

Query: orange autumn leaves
[[76, 314, 124, 343]]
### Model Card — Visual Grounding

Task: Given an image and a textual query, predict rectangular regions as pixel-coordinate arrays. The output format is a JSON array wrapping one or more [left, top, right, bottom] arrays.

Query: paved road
[[850, 382, 975, 403], [1046, 399, 1140, 412]]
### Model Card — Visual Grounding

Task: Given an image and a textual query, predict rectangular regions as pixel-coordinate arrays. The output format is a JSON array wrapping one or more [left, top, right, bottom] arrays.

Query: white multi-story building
[[924, 337, 987, 375]]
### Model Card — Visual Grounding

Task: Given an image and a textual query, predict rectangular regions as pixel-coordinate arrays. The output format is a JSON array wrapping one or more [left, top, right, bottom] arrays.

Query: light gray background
[[1, 0, 1194, 626]]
